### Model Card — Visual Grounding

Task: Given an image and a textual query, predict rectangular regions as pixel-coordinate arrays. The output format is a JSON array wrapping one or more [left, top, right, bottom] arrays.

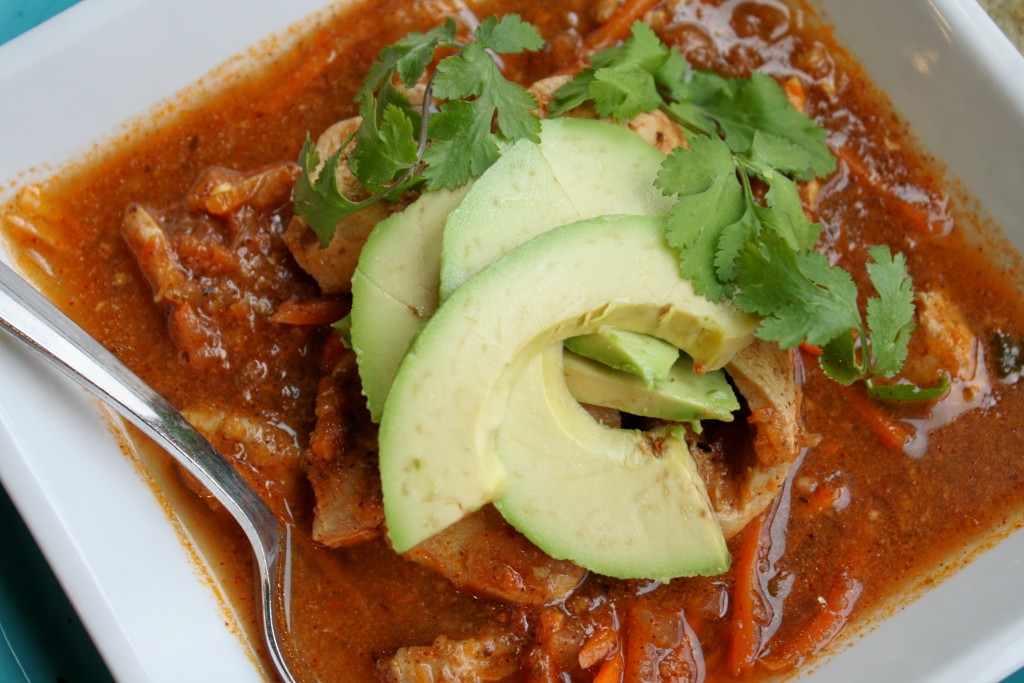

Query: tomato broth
[[3, 1, 1024, 681]]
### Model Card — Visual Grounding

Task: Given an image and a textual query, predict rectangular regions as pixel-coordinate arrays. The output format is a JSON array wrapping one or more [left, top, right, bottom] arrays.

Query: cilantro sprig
[[552, 21, 938, 398], [293, 14, 544, 244], [301, 17, 942, 400]]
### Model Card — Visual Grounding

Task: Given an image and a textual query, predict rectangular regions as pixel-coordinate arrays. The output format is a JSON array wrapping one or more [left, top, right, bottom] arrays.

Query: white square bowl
[[0, 1, 1022, 681]]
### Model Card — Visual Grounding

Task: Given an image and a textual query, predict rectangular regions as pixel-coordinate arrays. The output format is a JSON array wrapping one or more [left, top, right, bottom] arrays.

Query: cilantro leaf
[[867, 375, 950, 402], [431, 40, 540, 140], [657, 134, 823, 300], [713, 198, 759, 283], [549, 67, 596, 116], [349, 90, 419, 187], [365, 19, 457, 90], [795, 246, 919, 389], [662, 99, 718, 136], [751, 169, 821, 251], [427, 39, 539, 181], [864, 245, 917, 377], [431, 41, 497, 100], [743, 130, 818, 180], [657, 135, 745, 301], [473, 13, 544, 53], [590, 64, 662, 120], [733, 235, 861, 349], [618, 21, 672, 71], [550, 21, 682, 121], [293, 139, 370, 245], [657, 135, 738, 204], [552, 22, 832, 183], [333, 313, 353, 349], [294, 15, 544, 240], [819, 330, 861, 385], [422, 100, 500, 189], [697, 72, 834, 179], [661, 70, 737, 138], [561, 22, 923, 395]]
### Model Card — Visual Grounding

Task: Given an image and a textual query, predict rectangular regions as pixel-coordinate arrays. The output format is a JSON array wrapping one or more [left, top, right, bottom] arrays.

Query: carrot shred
[[798, 482, 846, 517], [758, 577, 864, 673], [782, 76, 807, 113], [593, 649, 625, 683], [271, 298, 348, 326], [622, 606, 655, 681], [841, 384, 914, 451], [799, 341, 824, 357], [726, 512, 768, 676], [319, 329, 348, 372], [835, 144, 876, 187], [585, 0, 662, 50]]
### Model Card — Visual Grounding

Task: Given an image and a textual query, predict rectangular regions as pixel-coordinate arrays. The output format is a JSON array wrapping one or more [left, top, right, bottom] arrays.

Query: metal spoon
[[0, 259, 299, 683]]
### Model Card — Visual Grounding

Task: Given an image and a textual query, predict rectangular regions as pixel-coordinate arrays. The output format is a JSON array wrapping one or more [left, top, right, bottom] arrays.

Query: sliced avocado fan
[[378, 214, 756, 564]]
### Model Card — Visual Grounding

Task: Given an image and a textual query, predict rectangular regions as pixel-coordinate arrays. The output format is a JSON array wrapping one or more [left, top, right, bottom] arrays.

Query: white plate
[[1, 1, 1022, 681]]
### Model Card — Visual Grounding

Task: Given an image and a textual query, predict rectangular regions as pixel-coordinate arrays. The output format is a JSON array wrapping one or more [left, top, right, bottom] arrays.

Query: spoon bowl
[[0, 260, 299, 683]]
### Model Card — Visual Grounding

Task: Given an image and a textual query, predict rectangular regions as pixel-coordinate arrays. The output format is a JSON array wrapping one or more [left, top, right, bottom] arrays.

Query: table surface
[[1, 1, 1023, 681]]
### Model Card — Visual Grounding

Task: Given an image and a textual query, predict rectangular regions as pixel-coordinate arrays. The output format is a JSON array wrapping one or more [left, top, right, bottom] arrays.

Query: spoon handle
[[0, 260, 297, 683]]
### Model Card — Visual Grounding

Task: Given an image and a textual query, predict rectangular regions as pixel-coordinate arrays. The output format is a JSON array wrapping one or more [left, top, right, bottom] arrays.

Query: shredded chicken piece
[[905, 289, 977, 384], [899, 289, 990, 457], [188, 162, 300, 218], [577, 627, 618, 670], [522, 607, 595, 682], [406, 506, 586, 606], [800, 179, 821, 211], [695, 339, 805, 539], [123, 165, 315, 396], [3, 184, 63, 251], [284, 116, 393, 293], [382, 561, 615, 682], [381, 626, 524, 683], [122, 204, 193, 306], [122, 204, 230, 369], [626, 110, 688, 154], [182, 408, 301, 468], [305, 342, 384, 547], [176, 407, 302, 511]]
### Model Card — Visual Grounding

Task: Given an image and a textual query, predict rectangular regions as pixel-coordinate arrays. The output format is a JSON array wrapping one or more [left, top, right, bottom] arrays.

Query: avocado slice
[[350, 185, 472, 421], [494, 346, 730, 580], [563, 350, 739, 426], [379, 214, 756, 553], [564, 327, 679, 386], [540, 116, 674, 218], [439, 116, 678, 383], [438, 137, 581, 301], [439, 117, 674, 298]]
